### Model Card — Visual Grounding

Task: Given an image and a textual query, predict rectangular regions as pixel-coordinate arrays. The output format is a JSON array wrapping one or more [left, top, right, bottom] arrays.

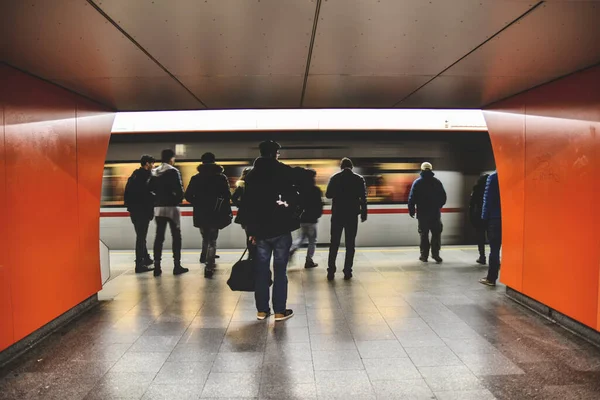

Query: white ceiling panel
[[443, 1, 600, 78], [94, 0, 316, 77], [0, 0, 202, 110], [397, 75, 555, 109], [181, 75, 304, 109], [304, 75, 432, 107], [309, 0, 536, 76]]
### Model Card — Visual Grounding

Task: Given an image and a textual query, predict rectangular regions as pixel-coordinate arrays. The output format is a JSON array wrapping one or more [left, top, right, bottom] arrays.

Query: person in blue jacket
[[479, 171, 502, 286], [408, 162, 447, 263]]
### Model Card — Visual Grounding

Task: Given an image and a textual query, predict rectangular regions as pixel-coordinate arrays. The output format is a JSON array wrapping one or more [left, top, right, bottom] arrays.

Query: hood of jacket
[[248, 157, 280, 179], [196, 163, 224, 174], [152, 163, 176, 177], [420, 170, 435, 179]]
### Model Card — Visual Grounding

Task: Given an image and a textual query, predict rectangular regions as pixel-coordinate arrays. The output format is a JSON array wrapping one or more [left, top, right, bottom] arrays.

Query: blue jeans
[[291, 223, 318, 260], [255, 233, 292, 314], [486, 219, 502, 283]]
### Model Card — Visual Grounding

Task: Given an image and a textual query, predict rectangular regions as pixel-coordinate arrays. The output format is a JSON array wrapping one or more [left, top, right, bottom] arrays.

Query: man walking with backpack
[[124, 154, 155, 273], [244, 140, 304, 322], [151, 149, 189, 277], [290, 169, 323, 269], [185, 152, 232, 278]]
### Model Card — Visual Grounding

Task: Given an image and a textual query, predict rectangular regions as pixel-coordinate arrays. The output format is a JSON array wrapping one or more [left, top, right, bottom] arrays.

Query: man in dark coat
[[326, 157, 368, 281], [290, 169, 324, 269], [184, 152, 232, 277], [408, 162, 447, 263], [151, 149, 188, 276], [469, 173, 490, 265], [479, 171, 502, 286], [124, 154, 155, 273], [244, 140, 304, 322]]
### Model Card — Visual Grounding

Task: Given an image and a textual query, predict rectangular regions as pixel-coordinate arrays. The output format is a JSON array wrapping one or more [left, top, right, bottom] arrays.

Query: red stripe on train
[[100, 208, 462, 218]]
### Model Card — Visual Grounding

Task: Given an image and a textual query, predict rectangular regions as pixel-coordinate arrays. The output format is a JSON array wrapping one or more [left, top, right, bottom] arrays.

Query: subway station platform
[[2, 247, 600, 400]]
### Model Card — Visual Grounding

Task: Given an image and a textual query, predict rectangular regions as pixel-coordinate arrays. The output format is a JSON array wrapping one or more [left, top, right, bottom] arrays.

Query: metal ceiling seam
[[85, 0, 208, 109], [392, 0, 545, 108], [300, 0, 323, 107]]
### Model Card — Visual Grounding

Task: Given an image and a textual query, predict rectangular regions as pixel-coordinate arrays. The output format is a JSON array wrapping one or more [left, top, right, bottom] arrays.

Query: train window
[[101, 159, 420, 207]]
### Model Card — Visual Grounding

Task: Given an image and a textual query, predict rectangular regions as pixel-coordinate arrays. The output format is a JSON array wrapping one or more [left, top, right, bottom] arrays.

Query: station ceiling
[[2, 0, 599, 111]]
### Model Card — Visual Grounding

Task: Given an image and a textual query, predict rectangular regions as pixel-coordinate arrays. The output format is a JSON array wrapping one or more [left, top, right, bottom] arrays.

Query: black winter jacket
[[300, 186, 324, 224], [326, 169, 368, 220], [243, 157, 304, 239], [408, 170, 447, 220], [184, 163, 232, 229], [150, 163, 184, 207], [124, 168, 155, 219], [469, 174, 489, 228]]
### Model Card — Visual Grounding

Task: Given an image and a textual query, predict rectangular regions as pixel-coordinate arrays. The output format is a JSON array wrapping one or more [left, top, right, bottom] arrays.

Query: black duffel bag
[[227, 249, 272, 292]]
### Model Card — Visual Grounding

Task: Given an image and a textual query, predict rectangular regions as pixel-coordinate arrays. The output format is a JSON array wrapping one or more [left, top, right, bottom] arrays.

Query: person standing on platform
[[479, 171, 502, 287], [232, 167, 256, 259], [290, 169, 323, 269], [469, 173, 490, 265], [124, 154, 156, 273], [408, 162, 447, 263], [185, 152, 232, 278], [326, 157, 368, 281], [244, 140, 303, 322], [151, 149, 188, 277]]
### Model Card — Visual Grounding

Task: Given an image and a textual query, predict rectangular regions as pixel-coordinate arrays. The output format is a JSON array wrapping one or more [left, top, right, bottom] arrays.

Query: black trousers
[[130, 213, 151, 268], [328, 215, 359, 274], [418, 217, 442, 258], [486, 219, 502, 283], [154, 216, 182, 268], [475, 224, 487, 259], [200, 229, 219, 263]]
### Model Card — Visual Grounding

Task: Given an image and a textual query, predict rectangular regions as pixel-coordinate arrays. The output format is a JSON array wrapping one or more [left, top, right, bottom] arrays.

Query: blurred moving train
[[100, 130, 495, 250]]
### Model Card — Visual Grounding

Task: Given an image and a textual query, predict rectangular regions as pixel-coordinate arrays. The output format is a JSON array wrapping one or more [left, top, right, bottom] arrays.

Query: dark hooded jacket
[[124, 167, 155, 219], [151, 163, 184, 207], [184, 163, 232, 229], [469, 174, 489, 228], [408, 170, 447, 220], [326, 169, 368, 220], [243, 157, 304, 239]]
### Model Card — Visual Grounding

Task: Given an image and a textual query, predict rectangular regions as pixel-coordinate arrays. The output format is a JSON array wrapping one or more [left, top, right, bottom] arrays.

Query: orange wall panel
[[485, 65, 600, 330], [0, 65, 114, 351], [0, 95, 15, 350], [482, 99, 525, 291]]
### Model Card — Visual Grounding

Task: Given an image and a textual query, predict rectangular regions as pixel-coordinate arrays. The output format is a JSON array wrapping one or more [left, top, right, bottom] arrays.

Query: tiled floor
[[2, 247, 600, 399]]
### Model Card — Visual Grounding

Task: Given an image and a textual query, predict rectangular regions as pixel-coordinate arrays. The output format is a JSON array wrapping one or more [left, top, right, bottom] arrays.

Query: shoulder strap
[[238, 248, 248, 262]]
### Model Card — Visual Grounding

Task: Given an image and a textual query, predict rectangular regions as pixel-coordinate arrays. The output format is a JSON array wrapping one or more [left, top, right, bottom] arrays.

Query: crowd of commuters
[[124, 140, 502, 321]]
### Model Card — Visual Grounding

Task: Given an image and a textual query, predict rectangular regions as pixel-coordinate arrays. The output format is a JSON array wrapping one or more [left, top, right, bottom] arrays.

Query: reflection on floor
[[2, 247, 600, 399]]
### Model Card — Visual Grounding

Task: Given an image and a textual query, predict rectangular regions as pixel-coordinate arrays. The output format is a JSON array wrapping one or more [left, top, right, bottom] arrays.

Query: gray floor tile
[[110, 352, 170, 374], [363, 358, 421, 381], [267, 326, 310, 343], [129, 335, 180, 353], [312, 349, 364, 371], [405, 346, 463, 367], [87, 371, 154, 400], [395, 330, 446, 348], [201, 372, 260, 398], [372, 379, 436, 400], [142, 384, 204, 400], [349, 324, 396, 341], [418, 365, 486, 392], [259, 382, 317, 399], [314, 370, 376, 399], [459, 352, 525, 376], [212, 352, 264, 372], [167, 344, 218, 362], [153, 361, 212, 385], [261, 360, 315, 385], [434, 389, 496, 400], [356, 340, 408, 359], [309, 334, 357, 351]]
